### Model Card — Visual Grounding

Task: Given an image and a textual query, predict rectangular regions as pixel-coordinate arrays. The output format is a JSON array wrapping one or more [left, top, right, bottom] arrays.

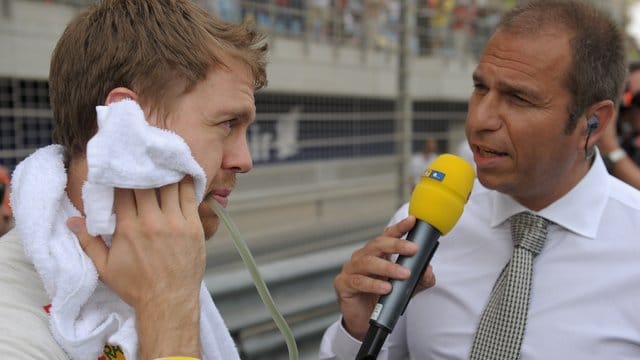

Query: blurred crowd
[[198, 0, 506, 57]]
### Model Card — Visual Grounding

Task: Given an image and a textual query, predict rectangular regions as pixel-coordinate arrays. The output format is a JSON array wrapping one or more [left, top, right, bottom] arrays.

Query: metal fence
[[0, 78, 52, 170]]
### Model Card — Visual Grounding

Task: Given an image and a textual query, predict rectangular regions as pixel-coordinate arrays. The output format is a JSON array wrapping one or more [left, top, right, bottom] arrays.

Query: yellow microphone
[[357, 154, 475, 359], [410, 153, 475, 234]]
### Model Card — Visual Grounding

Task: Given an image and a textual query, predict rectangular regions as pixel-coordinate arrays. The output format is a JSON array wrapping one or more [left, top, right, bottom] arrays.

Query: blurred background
[[0, 0, 637, 358]]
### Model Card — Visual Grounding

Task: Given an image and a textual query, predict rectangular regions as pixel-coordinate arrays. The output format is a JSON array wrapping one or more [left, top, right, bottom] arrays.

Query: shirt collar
[[490, 150, 610, 238]]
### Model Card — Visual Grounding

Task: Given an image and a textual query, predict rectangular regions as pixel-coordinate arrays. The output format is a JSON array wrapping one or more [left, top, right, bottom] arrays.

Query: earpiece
[[587, 115, 599, 133], [584, 115, 599, 159]]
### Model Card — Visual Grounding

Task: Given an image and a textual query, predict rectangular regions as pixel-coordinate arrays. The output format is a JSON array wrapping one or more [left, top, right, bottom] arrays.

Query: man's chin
[[198, 201, 220, 240], [203, 220, 220, 240]]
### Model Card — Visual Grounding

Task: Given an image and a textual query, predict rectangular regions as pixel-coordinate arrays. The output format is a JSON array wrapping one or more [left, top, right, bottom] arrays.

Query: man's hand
[[67, 177, 204, 358], [333, 216, 436, 340]]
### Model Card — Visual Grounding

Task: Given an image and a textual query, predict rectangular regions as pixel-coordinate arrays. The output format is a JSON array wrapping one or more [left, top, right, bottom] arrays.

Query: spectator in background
[[275, 0, 304, 35], [243, 0, 272, 28], [381, 0, 400, 49], [597, 61, 640, 189], [275, 0, 291, 33], [203, 0, 242, 23], [362, 0, 386, 49], [426, 0, 455, 56], [614, 62, 640, 164], [471, 5, 501, 59], [410, 137, 439, 189], [451, 0, 477, 66], [0, 165, 13, 236], [308, 0, 330, 40], [342, 0, 363, 44]]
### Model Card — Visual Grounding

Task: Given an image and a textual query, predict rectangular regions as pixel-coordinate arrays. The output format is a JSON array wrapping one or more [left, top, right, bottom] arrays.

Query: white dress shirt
[[320, 154, 640, 359]]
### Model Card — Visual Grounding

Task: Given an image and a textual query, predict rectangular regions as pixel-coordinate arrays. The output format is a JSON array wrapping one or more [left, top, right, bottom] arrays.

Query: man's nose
[[224, 135, 253, 173]]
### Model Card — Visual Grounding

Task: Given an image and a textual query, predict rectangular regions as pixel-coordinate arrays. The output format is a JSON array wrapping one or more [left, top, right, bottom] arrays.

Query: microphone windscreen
[[409, 153, 475, 234]]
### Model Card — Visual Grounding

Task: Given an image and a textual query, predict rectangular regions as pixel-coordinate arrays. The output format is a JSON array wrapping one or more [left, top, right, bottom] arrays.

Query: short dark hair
[[497, 0, 626, 133]]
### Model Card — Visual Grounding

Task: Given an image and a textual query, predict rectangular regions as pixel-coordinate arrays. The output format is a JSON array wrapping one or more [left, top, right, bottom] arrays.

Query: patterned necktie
[[469, 212, 550, 360]]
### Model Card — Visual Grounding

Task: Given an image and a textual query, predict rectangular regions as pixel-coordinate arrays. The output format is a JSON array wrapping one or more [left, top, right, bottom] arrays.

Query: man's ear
[[104, 87, 139, 105], [103, 87, 158, 126], [585, 100, 615, 140]]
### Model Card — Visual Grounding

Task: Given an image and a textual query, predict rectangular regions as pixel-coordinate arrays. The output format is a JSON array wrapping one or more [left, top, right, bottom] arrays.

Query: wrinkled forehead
[[482, 29, 572, 81]]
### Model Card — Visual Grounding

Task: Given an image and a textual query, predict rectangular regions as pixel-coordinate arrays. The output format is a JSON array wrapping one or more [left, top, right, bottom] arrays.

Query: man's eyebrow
[[499, 81, 544, 102], [215, 105, 255, 119], [472, 72, 543, 102]]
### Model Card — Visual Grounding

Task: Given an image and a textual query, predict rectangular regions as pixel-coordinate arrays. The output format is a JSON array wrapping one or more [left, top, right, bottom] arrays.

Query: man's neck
[[65, 155, 88, 215]]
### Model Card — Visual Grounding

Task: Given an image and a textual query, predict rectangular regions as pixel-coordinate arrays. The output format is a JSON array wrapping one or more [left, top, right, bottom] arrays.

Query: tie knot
[[510, 212, 549, 255]]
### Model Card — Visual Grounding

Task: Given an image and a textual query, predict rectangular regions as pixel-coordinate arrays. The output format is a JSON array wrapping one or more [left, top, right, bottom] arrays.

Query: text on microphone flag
[[425, 169, 446, 182]]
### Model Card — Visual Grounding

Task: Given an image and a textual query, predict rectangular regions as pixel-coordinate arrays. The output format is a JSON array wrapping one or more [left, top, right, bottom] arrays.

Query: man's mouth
[[476, 145, 508, 157], [210, 189, 231, 208]]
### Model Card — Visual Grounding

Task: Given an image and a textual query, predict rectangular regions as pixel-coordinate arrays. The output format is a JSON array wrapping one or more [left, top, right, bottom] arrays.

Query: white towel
[[84, 98, 207, 237], [11, 99, 239, 359]]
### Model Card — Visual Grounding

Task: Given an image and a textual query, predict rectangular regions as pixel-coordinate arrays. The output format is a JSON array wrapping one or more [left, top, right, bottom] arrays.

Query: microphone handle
[[356, 221, 440, 359], [374, 221, 441, 330], [356, 324, 389, 360]]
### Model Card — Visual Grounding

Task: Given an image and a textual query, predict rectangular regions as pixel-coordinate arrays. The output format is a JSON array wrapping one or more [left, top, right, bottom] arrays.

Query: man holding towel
[[0, 1, 267, 359]]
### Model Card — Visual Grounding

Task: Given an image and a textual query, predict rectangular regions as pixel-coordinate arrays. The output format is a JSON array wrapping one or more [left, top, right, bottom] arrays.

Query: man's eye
[[473, 83, 488, 93], [221, 119, 235, 129], [510, 94, 530, 105]]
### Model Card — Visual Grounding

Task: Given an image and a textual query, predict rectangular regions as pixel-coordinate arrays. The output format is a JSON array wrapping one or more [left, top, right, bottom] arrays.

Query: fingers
[[339, 257, 409, 296], [383, 215, 416, 239], [338, 215, 433, 292], [116, 180, 188, 220], [348, 249, 411, 280], [334, 215, 430, 341], [114, 188, 136, 218], [158, 182, 180, 218], [133, 188, 163, 218], [337, 219, 420, 296], [364, 226, 419, 260], [178, 177, 199, 220], [67, 217, 108, 277]]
